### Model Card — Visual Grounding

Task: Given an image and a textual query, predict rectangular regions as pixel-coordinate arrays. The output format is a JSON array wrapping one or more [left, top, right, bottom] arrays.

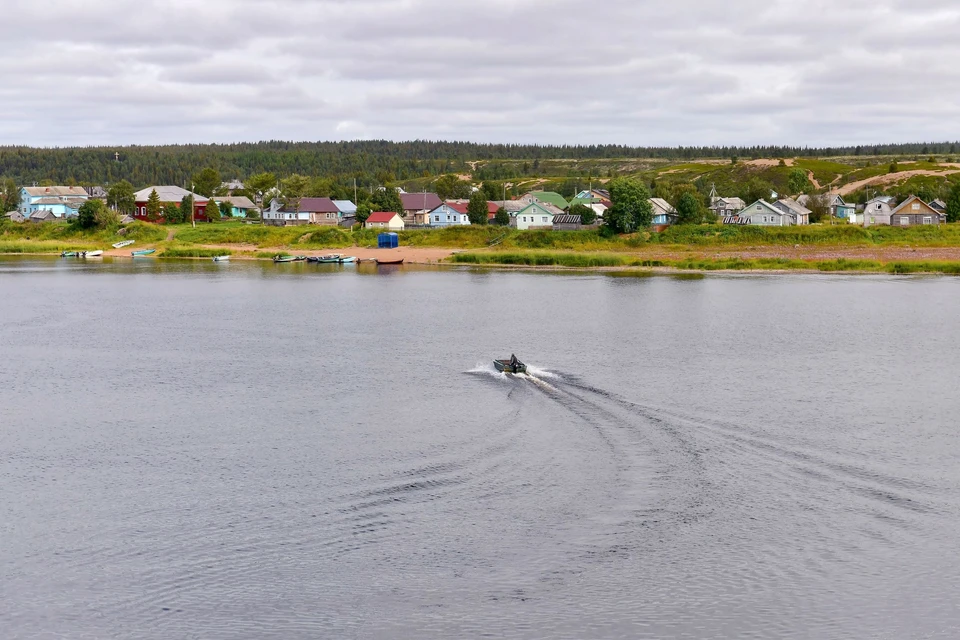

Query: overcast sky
[[2, 0, 958, 147]]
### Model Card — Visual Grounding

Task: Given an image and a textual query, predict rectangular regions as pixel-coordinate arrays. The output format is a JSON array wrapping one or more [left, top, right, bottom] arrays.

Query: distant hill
[[1, 139, 959, 187]]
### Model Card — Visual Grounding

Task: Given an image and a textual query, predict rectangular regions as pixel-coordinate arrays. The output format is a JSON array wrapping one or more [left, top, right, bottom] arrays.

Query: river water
[[2, 256, 960, 639]]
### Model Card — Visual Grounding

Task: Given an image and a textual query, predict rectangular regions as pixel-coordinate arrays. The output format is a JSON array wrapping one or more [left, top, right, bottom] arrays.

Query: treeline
[[2, 140, 960, 186]]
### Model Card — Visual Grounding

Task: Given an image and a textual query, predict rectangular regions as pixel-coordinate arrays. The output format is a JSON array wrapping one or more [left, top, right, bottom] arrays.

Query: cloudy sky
[[2, 0, 958, 147]]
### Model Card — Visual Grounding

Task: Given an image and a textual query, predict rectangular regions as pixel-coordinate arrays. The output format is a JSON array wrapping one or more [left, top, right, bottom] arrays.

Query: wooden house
[[890, 195, 943, 227], [863, 196, 895, 227]]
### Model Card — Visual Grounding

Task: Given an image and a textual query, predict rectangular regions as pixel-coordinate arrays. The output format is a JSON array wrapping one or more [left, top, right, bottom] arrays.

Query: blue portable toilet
[[378, 232, 399, 249]]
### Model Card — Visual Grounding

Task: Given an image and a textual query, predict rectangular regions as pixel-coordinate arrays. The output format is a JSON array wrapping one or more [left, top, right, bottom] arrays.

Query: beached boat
[[274, 255, 297, 263], [82, 250, 103, 257], [338, 256, 357, 263], [61, 251, 79, 257], [212, 255, 230, 262], [131, 249, 156, 256], [494, 355, 527, 374], [112, 240, 135, 249], [376, 258, 404, 265]]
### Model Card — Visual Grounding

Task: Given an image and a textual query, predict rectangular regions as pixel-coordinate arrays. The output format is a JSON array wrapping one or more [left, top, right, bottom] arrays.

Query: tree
[[95, 204, 119, 228], [145, 189, 162, 221], [355, 203, 371, 224], [107, 180, 135, 214], [740, 177, 775, 205], [945, 183, 960, 223], [434, 174, 472, 200], [467, 191, 488, 225], [605, 178, 652, 233], [888, 162, 899, 174], [206, 199, 220, 222], [177, 194, 194, 224], [569, 203, 596, 225], [280, 174, 309, 211], [192, 167, 221, 197], [806, 194, 830, 223], [370, 186, 404, 215], [1, 178, 21, 212], [246, 172, 277, 205], [676, 192, 703, 225], [494, 206, 510, 226], [787, 168, 812, 195], [164, 202, 182, 224], [76, 199, 102, 228]]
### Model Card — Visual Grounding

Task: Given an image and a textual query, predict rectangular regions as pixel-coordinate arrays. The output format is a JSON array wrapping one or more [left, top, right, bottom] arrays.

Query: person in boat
[[510, 354, 519, 369]]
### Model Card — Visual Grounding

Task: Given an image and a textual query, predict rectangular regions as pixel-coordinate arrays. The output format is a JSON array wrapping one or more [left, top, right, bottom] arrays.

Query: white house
[[263, 199, 309, 225], [365, 211, 405, 231], [429, 202, 471, 227], [863, 196, 895, 227], [512, 202, 556, 230]]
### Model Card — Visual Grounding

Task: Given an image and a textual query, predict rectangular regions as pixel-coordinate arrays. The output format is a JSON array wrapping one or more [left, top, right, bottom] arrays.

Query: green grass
[[791, 158, 854, 185], [450, 250, 960, 275], [0, 240, 100, 254], [0, 220, 166, 244]]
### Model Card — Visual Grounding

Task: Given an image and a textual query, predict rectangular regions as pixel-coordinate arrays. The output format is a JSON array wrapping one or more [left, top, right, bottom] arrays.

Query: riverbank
[[9, 220, 960, 274]]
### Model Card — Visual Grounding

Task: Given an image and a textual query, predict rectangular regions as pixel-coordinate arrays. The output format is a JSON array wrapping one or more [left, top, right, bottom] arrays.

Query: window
[[434, 215, 439, 222], [912, 203, 920, 211], [756, 205, 762, 210], [542, 217, 548, 222], [923, 216, 932, 225], [900, 217, 909, 225], [876, 204, 882, 210]]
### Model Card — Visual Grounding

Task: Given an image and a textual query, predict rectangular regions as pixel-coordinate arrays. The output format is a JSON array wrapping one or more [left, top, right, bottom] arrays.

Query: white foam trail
[[524, 364, 557, 379]]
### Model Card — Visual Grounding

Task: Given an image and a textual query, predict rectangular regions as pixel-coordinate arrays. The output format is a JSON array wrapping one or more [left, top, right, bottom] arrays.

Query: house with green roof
[[522, 191, 569, 210]]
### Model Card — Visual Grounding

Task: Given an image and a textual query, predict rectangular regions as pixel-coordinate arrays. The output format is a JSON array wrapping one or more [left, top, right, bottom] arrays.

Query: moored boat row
[[61, 250, 104, 258]]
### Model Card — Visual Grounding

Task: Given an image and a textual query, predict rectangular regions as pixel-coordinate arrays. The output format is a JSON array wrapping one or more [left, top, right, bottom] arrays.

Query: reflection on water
[[2, 257, 960, 639]]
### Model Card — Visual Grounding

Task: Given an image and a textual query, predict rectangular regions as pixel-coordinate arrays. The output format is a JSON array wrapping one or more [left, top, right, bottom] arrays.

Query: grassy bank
[[161, 247, 233, 258], [450, 250, 960, 275]]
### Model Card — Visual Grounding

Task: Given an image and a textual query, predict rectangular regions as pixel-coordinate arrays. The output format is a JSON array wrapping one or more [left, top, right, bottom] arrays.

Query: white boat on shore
[[112, 240, 135, 249], [212, 255, 230, 262], [82, 250, 103, 257]]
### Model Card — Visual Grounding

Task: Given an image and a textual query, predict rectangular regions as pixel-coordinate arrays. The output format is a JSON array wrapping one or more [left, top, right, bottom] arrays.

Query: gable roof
[[283, 197, 338, 213], [553, 214, 581, 225], [929, 199, 947, 211], [333, 200, 357, 214], [528, 191, 569, 210], [23, 186, 88, 198], [444, 201, 469, 214], [891, 195, 941, 216], [649, 197, 677, 215], [213, 196, 257, 209], [29, 209, 57, 220], [740, 199, 783, 216], [775, 198, 812, 216], [366, 211, 401, 223], [866, 195, 895, 205], [134, 186, 207, 203], [517, 202, 558, 217], [399, 192, 442, 211]]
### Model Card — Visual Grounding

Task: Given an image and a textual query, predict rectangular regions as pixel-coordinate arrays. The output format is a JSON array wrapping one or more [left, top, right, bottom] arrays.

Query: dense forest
[[2, 140, 960, 187]]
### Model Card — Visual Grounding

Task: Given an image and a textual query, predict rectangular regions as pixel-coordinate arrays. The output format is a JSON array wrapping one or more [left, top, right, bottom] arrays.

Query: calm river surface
[[2, 256, 960, 639]]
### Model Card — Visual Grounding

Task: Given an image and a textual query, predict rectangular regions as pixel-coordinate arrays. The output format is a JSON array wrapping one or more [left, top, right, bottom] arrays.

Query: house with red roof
[[428, 201, 471, 227], [364, 211, 405, 231], [399, 192, 443, 225]]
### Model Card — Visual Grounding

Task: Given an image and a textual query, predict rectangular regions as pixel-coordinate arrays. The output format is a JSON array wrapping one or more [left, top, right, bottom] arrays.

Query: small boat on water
[[82, 250, 103, 257], [494, 355, 527, 374], [212, 255, 230, 262], [339, 256, 357, 263], [112, 240, 135, 249], [274, 255, 306, 263], [131, 249, 156, 256], [376, 258, 404, 265], [61, 251, 79, 257]]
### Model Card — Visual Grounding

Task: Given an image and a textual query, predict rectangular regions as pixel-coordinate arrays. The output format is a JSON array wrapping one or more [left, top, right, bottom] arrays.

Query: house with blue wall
[[212, 196, 258, 218], [20, 186, 89, 219], [649, 197, 678, 226]]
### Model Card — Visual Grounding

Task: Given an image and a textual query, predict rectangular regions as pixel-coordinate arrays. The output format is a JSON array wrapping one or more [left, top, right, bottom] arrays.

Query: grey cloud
[[3, 0, 959, 146]]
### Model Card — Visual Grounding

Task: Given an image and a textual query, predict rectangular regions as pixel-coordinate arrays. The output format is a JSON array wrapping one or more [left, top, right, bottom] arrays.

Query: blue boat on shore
[[132, 249, 156, 256]]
